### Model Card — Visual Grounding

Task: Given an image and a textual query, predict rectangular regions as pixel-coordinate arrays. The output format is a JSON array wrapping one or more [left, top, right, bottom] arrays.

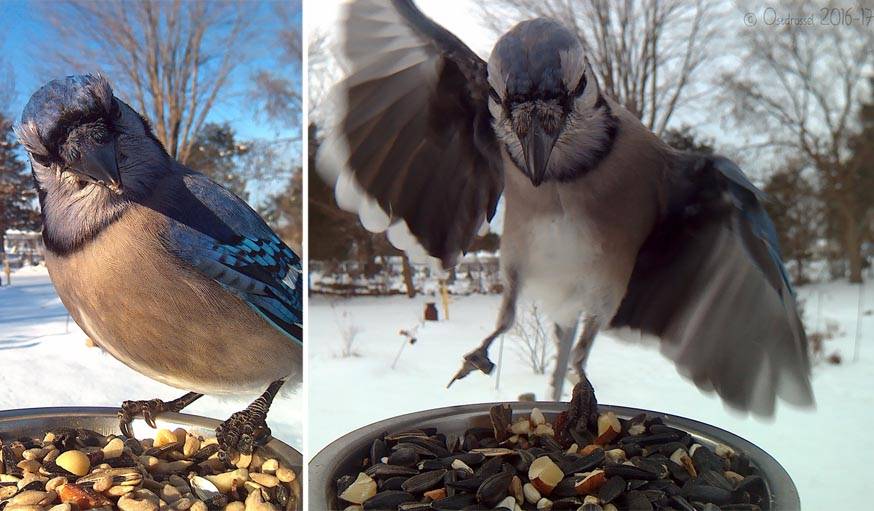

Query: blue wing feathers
[[712, 157, 795, 297], [160, 172, 303, 345]]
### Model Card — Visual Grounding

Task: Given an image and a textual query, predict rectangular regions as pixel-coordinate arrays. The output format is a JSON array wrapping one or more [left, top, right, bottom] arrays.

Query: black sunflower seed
[[476, 470, 513, 507], [401, 469, 447, 494], [370, 438, 387, 466], [623, 490, 654, 510], [598, 475, 626, 503], [430, 493, 477, 510], [388, 447, 419, 467], [605, 463, 658, 480], [379, 476, 409, 491], [681, 483, 733, 505], [362, 490, 416, 510], [365, 463, 419, 478]]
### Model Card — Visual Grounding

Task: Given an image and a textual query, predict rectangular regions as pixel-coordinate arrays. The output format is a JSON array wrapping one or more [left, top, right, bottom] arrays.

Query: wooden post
[[401, 254, 416, 298], [440, 279, 450, 321]]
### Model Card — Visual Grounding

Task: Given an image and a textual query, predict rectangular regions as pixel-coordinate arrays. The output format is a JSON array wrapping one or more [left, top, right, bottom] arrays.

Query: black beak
[[521, 124, 558, 187], [73, 140, 122, 191]]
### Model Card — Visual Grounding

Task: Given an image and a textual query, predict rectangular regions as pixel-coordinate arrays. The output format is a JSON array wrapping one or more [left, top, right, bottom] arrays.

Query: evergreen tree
[[261, 169, 302, 252], [0, 114, 40, 251], [186, 122, 250, 200], [763, 162, 823, 284], [662, 125, 714, 154], [846, 78, 874, 257]]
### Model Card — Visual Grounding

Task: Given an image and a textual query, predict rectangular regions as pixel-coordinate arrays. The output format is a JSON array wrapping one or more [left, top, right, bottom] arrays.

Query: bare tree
[[478, 0, 721, 135], [307, 29, 345, 122], [331, 303, 362, 358], [245, 1, 303, 250], [723, 1, 874, 282], [511, 303, 553, 375], [251, 0, 302, 131], [41, 0, 251, 163]]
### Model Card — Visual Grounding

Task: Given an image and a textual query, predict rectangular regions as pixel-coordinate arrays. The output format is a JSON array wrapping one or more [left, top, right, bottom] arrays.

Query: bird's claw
[[216, 409, 273, 461], [118, 398, 172, 439], [447, 348, 495, 388], [569, 376, 599, 432]]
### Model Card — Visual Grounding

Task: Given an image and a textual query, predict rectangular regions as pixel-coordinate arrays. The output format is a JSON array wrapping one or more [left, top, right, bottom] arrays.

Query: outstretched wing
[[318, 0, 503, 267], [159, 172, 303, 345], [611, 154, 813, 416]]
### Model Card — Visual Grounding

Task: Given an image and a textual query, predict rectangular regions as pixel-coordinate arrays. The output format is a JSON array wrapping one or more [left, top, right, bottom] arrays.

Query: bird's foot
[[555, 376, 599, 447], [118, 392, 202, 439], [216, 408, 272, 460], [216, 380, 284, 460], [568, 375, 599, 433], [447, 347, 495, 388]]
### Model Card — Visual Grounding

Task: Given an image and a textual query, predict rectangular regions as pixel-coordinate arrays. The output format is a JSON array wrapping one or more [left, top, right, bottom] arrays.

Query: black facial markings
[[573, 72, 587, 97], [553, 102, 620, 183], [30, 153, 52, 167]]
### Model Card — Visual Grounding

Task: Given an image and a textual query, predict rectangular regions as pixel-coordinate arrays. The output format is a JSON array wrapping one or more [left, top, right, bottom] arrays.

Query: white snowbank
[[309, 283, 873, 510]]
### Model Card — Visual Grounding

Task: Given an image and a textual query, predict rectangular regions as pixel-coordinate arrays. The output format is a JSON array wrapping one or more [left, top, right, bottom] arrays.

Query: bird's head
[[16, 74, 168, 200], [16, 75, 171, 253], [488, 19, 616, 186]]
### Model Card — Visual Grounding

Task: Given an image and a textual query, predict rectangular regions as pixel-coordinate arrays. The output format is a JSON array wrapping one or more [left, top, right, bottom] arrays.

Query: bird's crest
[[16, 74, 113, 157]]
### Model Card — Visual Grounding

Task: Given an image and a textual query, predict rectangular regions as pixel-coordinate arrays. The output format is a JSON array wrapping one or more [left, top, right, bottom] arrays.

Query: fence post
[[3, 253, 10, 287], [440, 280, 450, 320]]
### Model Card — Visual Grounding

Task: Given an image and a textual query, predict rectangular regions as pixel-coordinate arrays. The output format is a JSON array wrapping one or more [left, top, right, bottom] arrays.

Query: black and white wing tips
[[318, 0, 502, 267], [611, 155, 814, 416]]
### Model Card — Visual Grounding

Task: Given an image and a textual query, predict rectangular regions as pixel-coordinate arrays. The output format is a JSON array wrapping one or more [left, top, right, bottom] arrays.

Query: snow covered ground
[[0, 265, 302, 450], [310, 282, 874, 510]]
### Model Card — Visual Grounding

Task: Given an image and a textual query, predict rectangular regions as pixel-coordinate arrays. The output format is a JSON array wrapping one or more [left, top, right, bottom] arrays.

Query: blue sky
[[0, 0, 301, 152]]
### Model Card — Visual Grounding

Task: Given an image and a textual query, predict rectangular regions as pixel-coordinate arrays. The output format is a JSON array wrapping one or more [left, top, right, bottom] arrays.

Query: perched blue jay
[[320, 0, 814, 414], [16, 75, 302, 456]]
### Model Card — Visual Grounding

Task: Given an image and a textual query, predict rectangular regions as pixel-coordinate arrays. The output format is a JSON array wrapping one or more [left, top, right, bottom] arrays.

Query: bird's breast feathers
[[45, 206, 298, 394], [499, 150, 647, 323], [502, 198, 633, 325]]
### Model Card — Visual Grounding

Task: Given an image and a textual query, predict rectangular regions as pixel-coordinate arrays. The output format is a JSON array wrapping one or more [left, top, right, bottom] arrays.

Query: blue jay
[[16, 75, 302, 456], [319, 0, 814, 415]]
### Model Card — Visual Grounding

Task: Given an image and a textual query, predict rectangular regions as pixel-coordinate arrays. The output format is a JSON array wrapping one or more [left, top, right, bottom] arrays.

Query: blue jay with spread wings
[[320, 0, 814, 415], [16, 74, 302, 456]]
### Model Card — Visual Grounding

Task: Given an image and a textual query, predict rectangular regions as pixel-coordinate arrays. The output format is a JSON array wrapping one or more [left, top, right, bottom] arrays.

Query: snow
[[309, 283, 874, 510], [0, 265, 302, 450]]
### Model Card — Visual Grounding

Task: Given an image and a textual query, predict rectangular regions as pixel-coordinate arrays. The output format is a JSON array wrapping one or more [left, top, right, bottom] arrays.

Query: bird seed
[[0, 428, 299, 511], [334, 382, 767, 510]]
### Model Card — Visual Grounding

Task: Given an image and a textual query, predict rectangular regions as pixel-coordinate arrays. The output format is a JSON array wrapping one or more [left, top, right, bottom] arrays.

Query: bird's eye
[[572, 73, 588, 97], [488, 87, 502, 103], [31, 153, 52, 167]]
